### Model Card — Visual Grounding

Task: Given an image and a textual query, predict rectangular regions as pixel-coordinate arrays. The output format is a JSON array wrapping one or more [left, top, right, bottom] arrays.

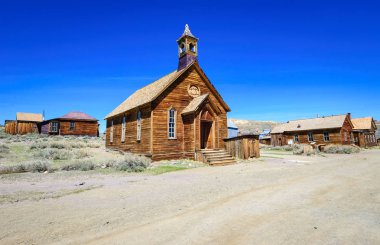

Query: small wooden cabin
[[41, 112, 99, 136], [351, 117, 377, 147], [271, 114, 354, 146], [4, 112, 43, 135], [105, 25, 234, 163]]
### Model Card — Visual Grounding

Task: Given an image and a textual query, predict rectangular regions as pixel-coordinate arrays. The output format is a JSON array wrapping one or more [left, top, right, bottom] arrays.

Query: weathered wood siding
[[151, 66, 228, 160], [224, 135, 260, 159], [106, 106, 151, 155], [5, 121, 39, 135], [272, 129, 351, 146], [105, 65, 230, 161], [58, 120, 98, 136]]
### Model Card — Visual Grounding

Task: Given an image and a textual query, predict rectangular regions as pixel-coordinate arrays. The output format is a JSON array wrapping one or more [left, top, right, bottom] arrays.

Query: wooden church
[[105, 25, 235, 163]]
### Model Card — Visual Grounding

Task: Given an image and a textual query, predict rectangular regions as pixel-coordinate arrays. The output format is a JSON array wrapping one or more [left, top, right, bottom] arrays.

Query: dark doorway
[[201, 121, 212, 149]]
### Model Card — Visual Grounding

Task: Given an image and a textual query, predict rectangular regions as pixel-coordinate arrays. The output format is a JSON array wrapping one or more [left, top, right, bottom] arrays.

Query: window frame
[[168, 108, 177, 139], [294, 134, 299, 143], [110, 120, 114, 143], [323, 131, 330, 142], [50, 121, 59, 133], [69, 121, 75, 131], [308, 132, 314, 142], [121, 116, 126, 143], [137, 111, 141, 141], [344, 131, 348, 142]]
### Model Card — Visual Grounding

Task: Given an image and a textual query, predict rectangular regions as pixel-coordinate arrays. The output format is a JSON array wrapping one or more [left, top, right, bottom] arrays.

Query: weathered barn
[[105, 25, 239, 164], [4, 113, 43, 135], [41, 112, 99, 136], [351, 117, 377, 147], [271, 114, 353, 146]]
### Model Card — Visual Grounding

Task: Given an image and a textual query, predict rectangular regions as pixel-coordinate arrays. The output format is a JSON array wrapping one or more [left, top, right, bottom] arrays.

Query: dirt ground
[[1, 149, 379, 245]]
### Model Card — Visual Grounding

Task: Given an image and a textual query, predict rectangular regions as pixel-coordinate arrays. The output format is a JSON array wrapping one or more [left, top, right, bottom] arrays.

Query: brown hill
[[230, 119, 281, 135]]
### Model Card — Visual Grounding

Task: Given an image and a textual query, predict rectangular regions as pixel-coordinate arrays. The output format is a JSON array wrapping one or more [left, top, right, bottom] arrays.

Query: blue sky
[[1, 0, 379, 132]]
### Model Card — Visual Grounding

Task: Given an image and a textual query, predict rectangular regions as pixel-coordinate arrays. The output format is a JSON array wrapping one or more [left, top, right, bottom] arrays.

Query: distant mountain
[[230, 119, 281, 135]]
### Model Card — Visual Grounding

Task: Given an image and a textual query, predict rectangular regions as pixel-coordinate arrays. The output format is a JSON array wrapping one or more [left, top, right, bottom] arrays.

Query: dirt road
[[1, 150, 379, 244]]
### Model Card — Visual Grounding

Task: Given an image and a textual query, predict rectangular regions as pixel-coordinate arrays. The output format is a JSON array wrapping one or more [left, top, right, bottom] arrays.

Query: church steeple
[[177, 24, 198, 71]]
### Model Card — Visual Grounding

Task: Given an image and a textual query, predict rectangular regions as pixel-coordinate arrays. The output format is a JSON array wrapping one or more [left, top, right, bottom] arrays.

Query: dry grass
[[0, 127, 151, 174], [324, 144, 360, 154]]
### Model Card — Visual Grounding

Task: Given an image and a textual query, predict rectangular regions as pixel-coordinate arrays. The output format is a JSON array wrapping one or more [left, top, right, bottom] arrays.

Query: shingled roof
[[16, 113, 43, 122], [58, 112, 98, 121], [105, 62, 230, 119], [271, 114, 348, 134], [351, 117, 375, 130], [181, 94, 209, 115]]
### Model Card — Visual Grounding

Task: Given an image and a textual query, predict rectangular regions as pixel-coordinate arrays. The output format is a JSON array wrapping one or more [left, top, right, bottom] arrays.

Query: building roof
[[177, 24, 197, 40], [227, 119, 238, 129], [57, 112, 98, 121], [181, 94, 209, 115], [271, 114, 348, 134], [16, 112, 43, 122], [351, 117, 375, 130], [105, 62, 230, 119]]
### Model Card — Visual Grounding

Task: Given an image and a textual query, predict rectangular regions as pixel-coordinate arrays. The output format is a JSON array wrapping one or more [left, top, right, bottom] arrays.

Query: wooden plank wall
[[5, 121, 39, 135], [224, 135, 260, 159], [106, 106, 152, 155], [59, 120, 98, 136], [5, 121, 17, 135]]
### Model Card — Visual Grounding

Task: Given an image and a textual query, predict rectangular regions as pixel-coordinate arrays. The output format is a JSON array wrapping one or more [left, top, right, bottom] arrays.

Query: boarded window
[[344, 131, 348, 142], [110, 120, 114, 143], [294, 134, 299, 143], [308, 132, 314, 142], [323, 132, 330, 142], [121, 116, 126, 143], [70, 122, 75, 130], [168, 108, 176, 139], [50, 122, 59, 133], [137, 111, 141, 141]]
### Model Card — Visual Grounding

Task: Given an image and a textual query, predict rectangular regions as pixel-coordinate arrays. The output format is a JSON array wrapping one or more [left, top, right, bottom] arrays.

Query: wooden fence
[[224, 135, 260, 159]]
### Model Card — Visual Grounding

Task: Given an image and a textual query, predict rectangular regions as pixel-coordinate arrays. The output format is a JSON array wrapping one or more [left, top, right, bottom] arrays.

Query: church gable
[[152, 64, 229, 115]]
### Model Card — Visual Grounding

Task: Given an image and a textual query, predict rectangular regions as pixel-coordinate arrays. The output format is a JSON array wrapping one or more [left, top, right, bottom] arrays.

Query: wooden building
[[41, 112, 99, 136], [4, 112, 43, 135], [271, 114, 353, 146], [351, 117, 377, 147], [259, 129, 271, 145], [105, 25, 235, 164]]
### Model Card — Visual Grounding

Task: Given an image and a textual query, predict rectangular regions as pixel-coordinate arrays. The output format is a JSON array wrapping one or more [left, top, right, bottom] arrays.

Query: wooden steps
[[199, 149, 237, 166]]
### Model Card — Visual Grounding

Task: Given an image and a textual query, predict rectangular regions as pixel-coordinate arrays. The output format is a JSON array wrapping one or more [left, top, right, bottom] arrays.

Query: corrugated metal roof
[[16, 113, 43, 122], [271, 114, 347, 134]]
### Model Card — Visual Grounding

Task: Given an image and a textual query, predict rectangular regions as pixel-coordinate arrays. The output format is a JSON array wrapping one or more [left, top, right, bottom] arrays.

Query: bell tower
[[177, 24, 198, 71]]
